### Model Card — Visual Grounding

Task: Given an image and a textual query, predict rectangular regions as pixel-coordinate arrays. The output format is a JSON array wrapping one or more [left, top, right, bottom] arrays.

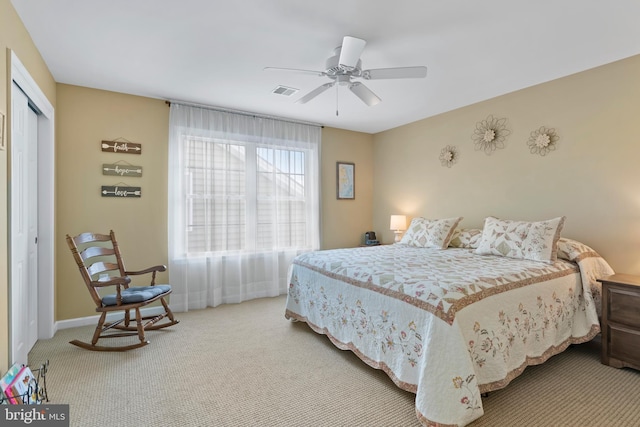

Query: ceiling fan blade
[[296, 82, 335, 104], [362, 66, 427, 80], [263, 67, 325, 77], [349, 82, 381, 106], [339, 36, 366, 70]]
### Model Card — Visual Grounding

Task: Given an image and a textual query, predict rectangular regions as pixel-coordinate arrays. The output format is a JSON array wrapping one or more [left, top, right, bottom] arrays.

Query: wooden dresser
[[598, 274, 640, 370]]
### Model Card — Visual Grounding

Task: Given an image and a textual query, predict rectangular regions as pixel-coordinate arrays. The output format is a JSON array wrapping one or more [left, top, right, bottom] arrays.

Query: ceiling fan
[[264, 36, 427, 115]]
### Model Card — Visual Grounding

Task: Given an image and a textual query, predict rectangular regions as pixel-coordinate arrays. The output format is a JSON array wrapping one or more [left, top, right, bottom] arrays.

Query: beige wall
[[373, 54, 640, 275], [56, 84, 170, 320], [0, 0, 56, 372], [55, 88, 375, 321], [320, 127, 374, 249]]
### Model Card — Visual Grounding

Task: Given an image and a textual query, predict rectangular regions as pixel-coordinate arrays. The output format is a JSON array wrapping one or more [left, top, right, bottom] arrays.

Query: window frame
[[181, 134, 315, 257]]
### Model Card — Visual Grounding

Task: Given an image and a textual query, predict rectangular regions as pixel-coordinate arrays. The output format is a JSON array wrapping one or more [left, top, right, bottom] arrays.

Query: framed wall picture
[[336, 161, 355, 200]]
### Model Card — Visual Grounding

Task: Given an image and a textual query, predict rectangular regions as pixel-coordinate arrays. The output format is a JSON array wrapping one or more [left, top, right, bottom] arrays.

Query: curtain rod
[[165, 100, 323, 128]]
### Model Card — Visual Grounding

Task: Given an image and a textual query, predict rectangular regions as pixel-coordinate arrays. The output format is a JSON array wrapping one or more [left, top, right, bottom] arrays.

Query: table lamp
[[389, 215, 407, 243]]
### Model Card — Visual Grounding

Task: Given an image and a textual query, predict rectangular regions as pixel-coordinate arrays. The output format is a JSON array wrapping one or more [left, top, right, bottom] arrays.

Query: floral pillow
[[448, 228, 483, 249], [400, 217, 463, 249], [557, 237, 600, 262], [475, 216, 565, 263]]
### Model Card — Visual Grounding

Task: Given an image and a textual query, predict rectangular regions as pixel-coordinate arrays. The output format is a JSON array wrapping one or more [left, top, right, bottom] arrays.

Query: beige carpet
[[28, 295, 640, 427]]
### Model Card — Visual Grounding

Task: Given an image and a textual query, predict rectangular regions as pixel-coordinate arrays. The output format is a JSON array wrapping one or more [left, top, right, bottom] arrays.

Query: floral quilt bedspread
[[285, 240, 613, 426]]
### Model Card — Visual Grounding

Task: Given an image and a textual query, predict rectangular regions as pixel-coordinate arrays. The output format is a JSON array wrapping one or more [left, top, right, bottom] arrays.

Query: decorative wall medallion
[[439, 145, 459, 168], [472, 115, 511, 155], [527, 126, 559, 156]]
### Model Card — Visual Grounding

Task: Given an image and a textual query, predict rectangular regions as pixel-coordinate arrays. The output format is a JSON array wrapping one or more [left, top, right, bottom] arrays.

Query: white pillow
[[400, 217, 463, 249], [448, 228, 483, 249], [475, 216, 565, 263]]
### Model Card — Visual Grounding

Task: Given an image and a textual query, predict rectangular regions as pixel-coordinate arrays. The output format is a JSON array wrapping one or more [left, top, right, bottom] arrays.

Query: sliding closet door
[[11, 82, 39, 364]]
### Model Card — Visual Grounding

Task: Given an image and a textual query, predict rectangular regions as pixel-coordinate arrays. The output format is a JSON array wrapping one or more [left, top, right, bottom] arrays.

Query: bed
[[284, 216, 614, 426]]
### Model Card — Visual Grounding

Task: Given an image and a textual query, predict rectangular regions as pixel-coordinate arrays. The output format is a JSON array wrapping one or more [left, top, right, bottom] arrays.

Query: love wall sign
[[101, 185, 141, 198]]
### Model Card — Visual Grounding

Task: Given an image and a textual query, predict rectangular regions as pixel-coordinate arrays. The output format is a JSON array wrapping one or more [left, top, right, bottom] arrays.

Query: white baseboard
[[55, 306, 168, 331]]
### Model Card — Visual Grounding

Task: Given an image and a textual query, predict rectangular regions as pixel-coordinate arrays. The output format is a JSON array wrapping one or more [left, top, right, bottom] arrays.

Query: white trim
[[55, 306, 167, 330], [10, 51, 56, 345]]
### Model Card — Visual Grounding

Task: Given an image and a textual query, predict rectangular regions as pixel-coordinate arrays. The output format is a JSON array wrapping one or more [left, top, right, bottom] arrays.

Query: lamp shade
[[389, 215, 407, 231]]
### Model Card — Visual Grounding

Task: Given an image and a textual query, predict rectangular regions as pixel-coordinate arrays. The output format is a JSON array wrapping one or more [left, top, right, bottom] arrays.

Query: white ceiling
[[10, 0, 640, 134]]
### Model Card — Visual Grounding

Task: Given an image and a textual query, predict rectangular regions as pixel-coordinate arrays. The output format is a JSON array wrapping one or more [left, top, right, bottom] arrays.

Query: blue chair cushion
[[102, 284, 171, 306]]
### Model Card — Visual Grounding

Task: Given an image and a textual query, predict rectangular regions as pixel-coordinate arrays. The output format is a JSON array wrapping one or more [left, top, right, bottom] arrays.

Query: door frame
[[10, 51, 55, 356]]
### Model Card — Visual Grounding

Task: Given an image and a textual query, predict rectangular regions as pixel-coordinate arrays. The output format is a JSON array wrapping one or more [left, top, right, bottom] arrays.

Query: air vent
[[272, 85, 299, 96]]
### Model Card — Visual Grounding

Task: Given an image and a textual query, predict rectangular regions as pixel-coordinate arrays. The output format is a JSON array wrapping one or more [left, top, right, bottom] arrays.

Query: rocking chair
[[66, 230, 179, 351]]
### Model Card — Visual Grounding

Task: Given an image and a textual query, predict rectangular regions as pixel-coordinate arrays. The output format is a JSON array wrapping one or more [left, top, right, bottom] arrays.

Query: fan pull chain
[[336, 84, 339, 116]]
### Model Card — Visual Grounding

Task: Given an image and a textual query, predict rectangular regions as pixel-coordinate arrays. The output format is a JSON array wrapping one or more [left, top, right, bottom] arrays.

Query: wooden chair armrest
[[90, 276, 131, 288], [124, 265, 167, 276], [91, 276, 131, 306], [124, 265, 166, 286]]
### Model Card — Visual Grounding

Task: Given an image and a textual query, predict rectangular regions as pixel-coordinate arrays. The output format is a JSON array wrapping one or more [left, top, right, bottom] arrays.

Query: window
[[168, 104, 320, 310], [183, 137, 313, 255]]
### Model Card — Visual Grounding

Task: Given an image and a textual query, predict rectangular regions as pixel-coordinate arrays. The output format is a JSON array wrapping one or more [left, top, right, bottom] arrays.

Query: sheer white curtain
[[168, 104, 321, 311]]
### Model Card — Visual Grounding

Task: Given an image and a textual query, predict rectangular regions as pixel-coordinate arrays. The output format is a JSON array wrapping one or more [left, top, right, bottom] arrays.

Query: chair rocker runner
[[66, 230, 179, 351]]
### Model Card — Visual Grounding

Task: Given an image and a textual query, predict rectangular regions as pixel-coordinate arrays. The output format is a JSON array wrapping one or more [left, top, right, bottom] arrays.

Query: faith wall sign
[[101, 140, 142, 154]]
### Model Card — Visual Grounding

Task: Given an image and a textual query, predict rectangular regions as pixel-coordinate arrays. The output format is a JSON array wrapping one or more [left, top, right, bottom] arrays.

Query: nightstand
[[598, 274, 640, 370]]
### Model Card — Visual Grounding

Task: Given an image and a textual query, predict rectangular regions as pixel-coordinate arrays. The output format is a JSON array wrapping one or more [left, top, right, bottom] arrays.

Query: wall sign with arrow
[[101, 184, 141, 198], [100, 139, 142, 197], [102, 162, 143, 177], [101, 139, 142, 154]]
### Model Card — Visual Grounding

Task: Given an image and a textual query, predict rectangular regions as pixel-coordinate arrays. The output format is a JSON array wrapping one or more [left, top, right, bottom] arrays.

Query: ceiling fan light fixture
[[336, 75, 351, 86], [265, 35, 427, 111]]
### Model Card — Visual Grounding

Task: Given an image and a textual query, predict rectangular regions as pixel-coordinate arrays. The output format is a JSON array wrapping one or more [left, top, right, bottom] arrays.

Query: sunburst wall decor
[[472, 115, 511, 155], [527, 126, 559, 156], [439, 145, 459, 168]]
